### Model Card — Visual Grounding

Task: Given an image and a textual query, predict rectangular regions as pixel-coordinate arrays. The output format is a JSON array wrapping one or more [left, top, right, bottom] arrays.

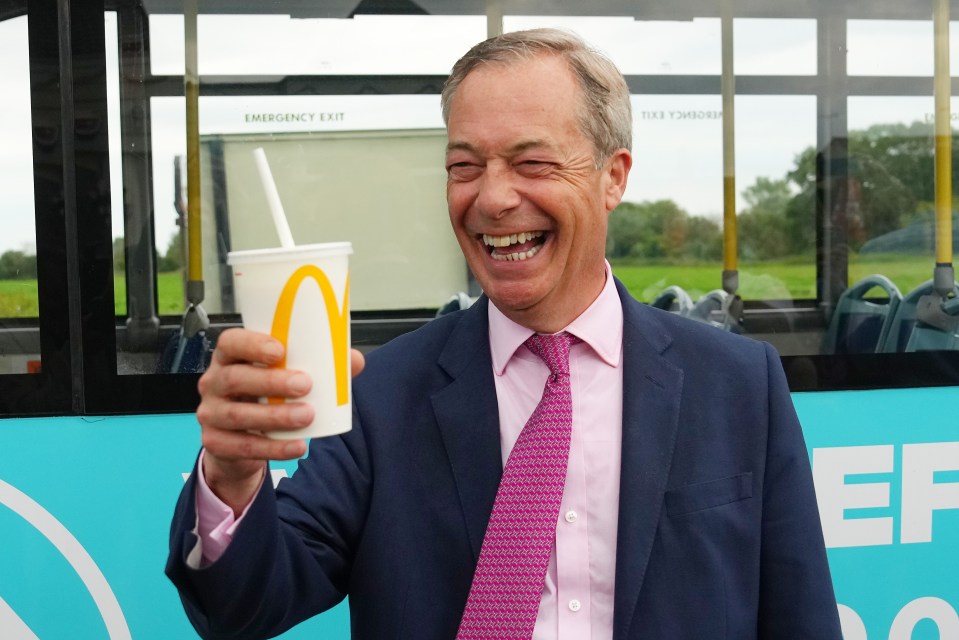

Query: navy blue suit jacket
[[167, 281, 842, 639]]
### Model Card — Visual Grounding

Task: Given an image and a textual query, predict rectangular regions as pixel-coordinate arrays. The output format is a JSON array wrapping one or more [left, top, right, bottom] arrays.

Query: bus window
[[109, 10, 488, 375], [511, 9, 959, 363], [17, 0, 955, 414], [615, 93, 724, 293], [0, 13, 39, 374], [734, 19, 816, 76], [506, 15, 722, 76], [146, 13, 484, 77], [846, 97, 942, 301], [735, 95, 817, 303], [579, 16, 822, 354], [848, 19, 942, 76]]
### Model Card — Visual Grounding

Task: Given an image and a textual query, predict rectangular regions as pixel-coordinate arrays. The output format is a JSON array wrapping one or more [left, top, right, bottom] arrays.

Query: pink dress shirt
[[194, 265, 625, 640], [488, 266, 623, 640]]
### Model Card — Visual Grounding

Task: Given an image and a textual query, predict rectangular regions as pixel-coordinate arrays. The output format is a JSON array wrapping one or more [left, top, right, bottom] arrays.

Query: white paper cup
[[228, 242, 352, 439]]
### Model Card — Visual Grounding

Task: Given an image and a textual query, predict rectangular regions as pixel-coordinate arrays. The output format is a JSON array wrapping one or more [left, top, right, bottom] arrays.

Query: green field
[[0, 256, 941, 318], [114, 270, 186, 315], [0, 271, 185, 318], [612, 254, 935, 302], [0, 278, 39, 317]]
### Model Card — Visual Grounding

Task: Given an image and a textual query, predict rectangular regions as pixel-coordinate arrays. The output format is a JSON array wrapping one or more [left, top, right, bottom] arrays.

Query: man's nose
[[475, 166, 521, 218]]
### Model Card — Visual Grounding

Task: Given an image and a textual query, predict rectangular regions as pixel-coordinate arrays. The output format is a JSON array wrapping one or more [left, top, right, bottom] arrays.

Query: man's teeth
[[491, 244, 543, 261], [482, 231, 544, 247], [482, 231, 545, 262]]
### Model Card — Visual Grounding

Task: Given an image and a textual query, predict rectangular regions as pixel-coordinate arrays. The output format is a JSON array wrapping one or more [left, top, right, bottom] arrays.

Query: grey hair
[[441, 28, 632, 167]]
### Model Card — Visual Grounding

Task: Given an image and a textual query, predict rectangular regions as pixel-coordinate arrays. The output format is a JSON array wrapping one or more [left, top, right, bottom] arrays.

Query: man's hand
[[196, 328, 366, 514]]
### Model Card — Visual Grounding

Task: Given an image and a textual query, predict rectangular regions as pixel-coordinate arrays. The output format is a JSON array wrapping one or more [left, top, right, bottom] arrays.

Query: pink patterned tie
[[457, 332, 579, 640]]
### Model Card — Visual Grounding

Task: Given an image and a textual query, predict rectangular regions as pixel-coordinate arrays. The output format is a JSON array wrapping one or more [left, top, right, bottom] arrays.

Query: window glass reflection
[[847, 96, 952, 297], [734, 19, 815, 76], [0, 16, 38, 320], [505, 15, 721, 75], [0, 14, 40, 375], [96, 3, 959, 373], [847, 20, 959, 76], [611, 96, 815, 304], [148, 14, 485, 76]]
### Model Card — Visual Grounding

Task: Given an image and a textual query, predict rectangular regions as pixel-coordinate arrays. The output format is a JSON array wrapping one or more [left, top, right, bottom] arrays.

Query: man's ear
[[604, 148, 632, 212]]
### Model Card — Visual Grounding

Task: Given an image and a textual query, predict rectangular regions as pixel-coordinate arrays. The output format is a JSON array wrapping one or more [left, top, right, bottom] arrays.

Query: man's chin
[[482, 283, 543, 315]]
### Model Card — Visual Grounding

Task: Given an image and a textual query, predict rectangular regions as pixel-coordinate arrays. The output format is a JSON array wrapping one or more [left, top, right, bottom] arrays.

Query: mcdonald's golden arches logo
[[268, 265, 350, 406]]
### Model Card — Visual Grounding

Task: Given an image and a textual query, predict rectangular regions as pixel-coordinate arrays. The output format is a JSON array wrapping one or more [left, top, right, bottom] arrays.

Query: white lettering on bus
[[889, 597, 959, 639], [812, 442, 959, 548], [813, 445, 894, 548], [840, 598, 959, 640], [901, 442, 959, 543]]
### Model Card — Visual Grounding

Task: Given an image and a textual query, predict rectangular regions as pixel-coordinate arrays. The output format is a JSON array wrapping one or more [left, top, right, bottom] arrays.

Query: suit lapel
[[431, 297, 503, 562], [613, 281, 685, 640], [426, 283, 686, 629]]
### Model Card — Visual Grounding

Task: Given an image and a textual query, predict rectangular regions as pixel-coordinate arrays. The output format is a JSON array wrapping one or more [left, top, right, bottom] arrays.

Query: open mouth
[[482, 231, 546, 262]]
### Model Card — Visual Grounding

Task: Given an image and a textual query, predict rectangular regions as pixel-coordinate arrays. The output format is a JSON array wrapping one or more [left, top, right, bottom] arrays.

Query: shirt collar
[[488, 261, 624, 375]]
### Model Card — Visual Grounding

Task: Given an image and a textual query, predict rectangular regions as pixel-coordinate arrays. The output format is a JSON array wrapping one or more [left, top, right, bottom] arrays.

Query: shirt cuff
[[188, 450, 266, 569]]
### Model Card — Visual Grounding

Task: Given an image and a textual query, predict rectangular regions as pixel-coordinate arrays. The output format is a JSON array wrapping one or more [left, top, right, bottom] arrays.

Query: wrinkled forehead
[[468, 51, 577, 86], [453, 54, 596, 153], [457, 54, 586, 112]]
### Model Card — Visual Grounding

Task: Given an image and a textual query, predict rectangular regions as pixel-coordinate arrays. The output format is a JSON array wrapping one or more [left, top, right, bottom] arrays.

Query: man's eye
[[517, 160, 551, 175], [447, 163, 481, 180]]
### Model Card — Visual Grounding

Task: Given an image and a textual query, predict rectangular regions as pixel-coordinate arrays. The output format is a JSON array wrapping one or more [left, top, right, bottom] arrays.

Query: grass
[[114, 270, 185, 316], [0, 279, 39, 317], [613, 253, 937, 302], [0, 271, 185, 318], [0, 256, 943, 318]]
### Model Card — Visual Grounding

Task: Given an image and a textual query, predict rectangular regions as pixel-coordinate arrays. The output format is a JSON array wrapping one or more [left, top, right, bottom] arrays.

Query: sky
[[1, 12, 958, 255]]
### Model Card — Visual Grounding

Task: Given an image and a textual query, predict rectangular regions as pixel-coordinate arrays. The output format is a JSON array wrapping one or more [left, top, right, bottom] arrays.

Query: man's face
[[445, 54, 630, 332]]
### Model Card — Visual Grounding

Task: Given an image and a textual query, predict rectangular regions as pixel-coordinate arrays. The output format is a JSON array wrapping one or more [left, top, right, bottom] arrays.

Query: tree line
[[0, 250, 37, 280], [607, 120, 956, 262], [111, 231, 184, 274], [0, 232, 183, 280]]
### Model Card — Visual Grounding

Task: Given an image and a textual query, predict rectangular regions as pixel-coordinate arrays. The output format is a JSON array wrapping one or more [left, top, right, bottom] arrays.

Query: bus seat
[[822, 275, 901, 354], [436, 292, 474, 318], [157, 329, 213, 373], [687, 289, 729, 327], [905, 323, 959, 351], [649, 285, 694, 314], [879, 279, 959, 352]]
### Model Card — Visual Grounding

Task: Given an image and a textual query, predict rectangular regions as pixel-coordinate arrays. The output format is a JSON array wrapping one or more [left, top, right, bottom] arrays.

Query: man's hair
[[441, 28, 632, 166]]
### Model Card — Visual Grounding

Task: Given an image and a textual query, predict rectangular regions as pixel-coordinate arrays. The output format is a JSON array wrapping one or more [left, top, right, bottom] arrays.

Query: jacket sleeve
[[757, 342, 843, 638], [165, 410, 372, 640]]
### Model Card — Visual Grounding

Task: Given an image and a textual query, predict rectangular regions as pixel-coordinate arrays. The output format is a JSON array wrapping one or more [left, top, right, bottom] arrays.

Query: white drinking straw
[[253, 147, 296, 249]]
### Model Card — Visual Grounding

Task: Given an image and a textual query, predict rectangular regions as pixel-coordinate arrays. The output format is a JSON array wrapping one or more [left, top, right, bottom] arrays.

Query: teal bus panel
[[0, 385, 957, 638], [795, 386, 959, 640], [0, 414, 347, 639]]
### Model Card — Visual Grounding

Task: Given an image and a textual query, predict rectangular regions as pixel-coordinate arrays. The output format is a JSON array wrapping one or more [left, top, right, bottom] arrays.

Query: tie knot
[[524, 332, 579, 376]]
